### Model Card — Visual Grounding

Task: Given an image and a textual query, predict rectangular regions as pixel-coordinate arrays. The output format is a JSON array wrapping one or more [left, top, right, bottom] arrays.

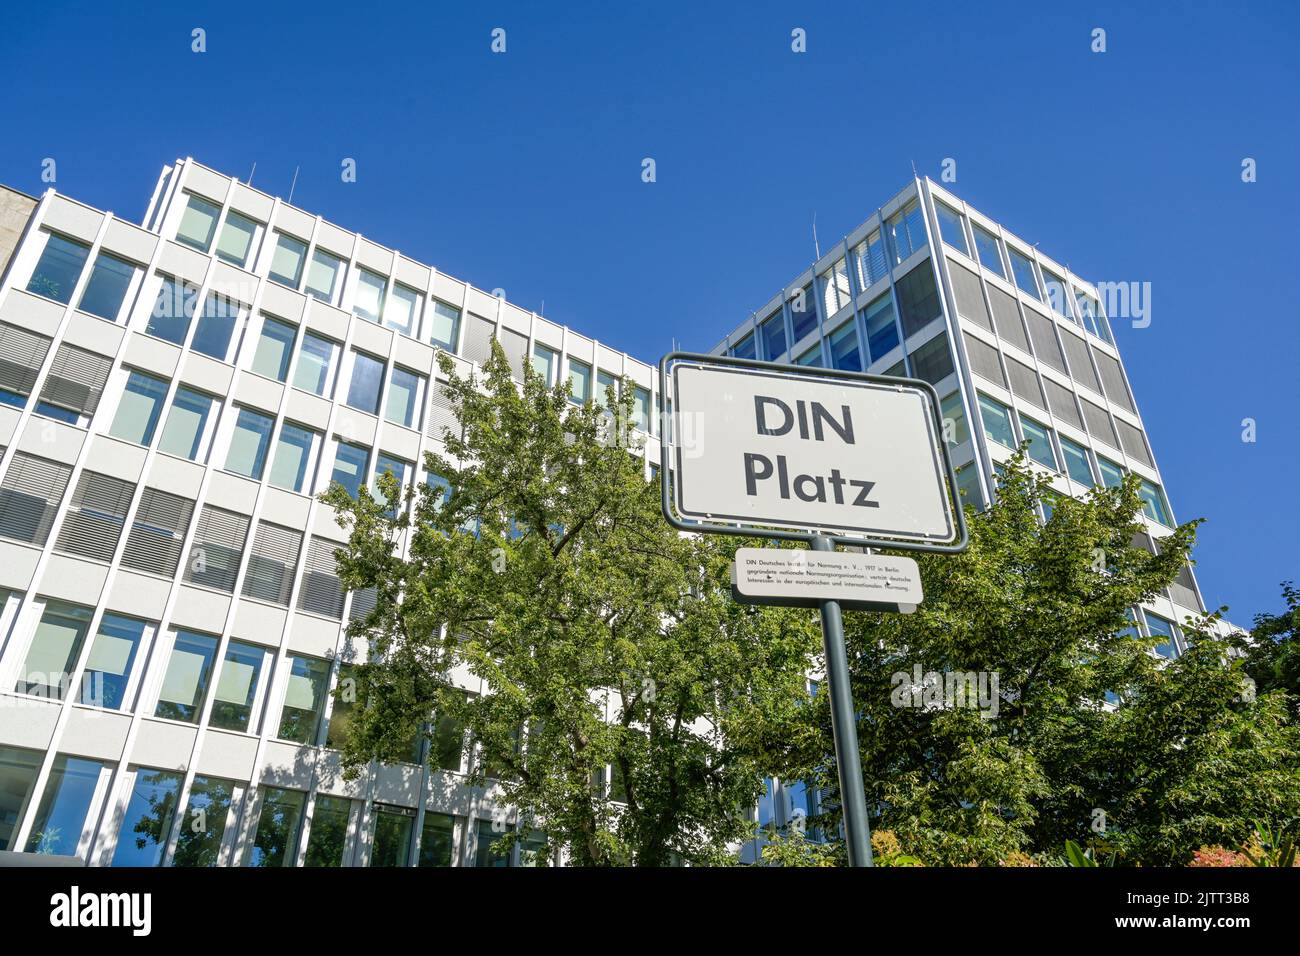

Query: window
[[304, 249, 344, 304], [818, 258, 852, 318], [191, 293, 243, 362], [0, 322, 53, 408], [796, 345, 822, 367], [895, 264, 942, 337], [353, 268, 387, 324], [386, 367, 424, 428], [154, 630, 220, 723], [853, 230, 888, 290], [1059, 436, 1095, 485], [429, 300, 460, 351], [182, 511, 247, 598], [207, 640, 265, 732], [175, 195, 221, 252], [972, 226, 1005, 278], [1075, 290, 1112, 343], [247, 788, 306, 868], [79, 613, 148, 711], [120, 489, 193, 578], [632, 386, 651, 433], [110, 769, 181, 867], [1019, 416, 1057, 469], [0, 746, 42, 852], [979, 394, 1016, 448], [790, 284, 817, 342], [224, 408, 275, 479], [909, 334, 954, 384], [172, 776, 236, 867], [25, 755, 104, 856], [78, 252, 139, 322], [269, 423, 320, 493], [331, 441, 370, 499], [278, 655, 331, 744], [1143, 612, 1178, 659], [760, 311, 786, 360], [887, 201, 927, 263], [568, 359, 591, 404], [1042, 268, 1071, 318], [158, 387, 217, 461], [373, 454, 411, 512], [145, 276, 198, 345], [251, 316, 297, 381], [935, 203, 968, 254], [214, 210, 258, 268], [531, 344, 557, 385], [35, 343, 112, 426], [863, 294, 900, 361], [26, 233, 90, 304], [15, 602, 92, 700], [370, 806, 414, 867], [54, 471, 134, 562], [1138, 479, 1171, 526], [304, 795, 351, 867], [1007, 247, 1041, 299], [0, 453, 73, 545], [243, 522, 303, 606], [418, 813, 456, 867], [596, 369, 618, 407], [293, 333, 338, 396], [475, 818, 510, 867], [268, 233, 308, 288], [346, 352, 385, 414], [432, 705, 467, 772], [829, 322, 861, 372], [299, 536, 344, 618], [385, 283, 420, 335], [1097, 457, 1125, 488], [940, 391, 969, 446]]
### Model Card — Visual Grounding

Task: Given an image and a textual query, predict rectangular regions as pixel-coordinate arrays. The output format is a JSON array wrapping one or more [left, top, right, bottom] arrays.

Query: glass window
[[191, 293, 241, 361], [1019, 416, 1057, 469], [863, 294, 900, 361], [110, 370, 169, 446], [251, 317, 297, 381], [790, 284, 817, 342], [269, 423, 319, 493], [27, 233, 90, 304], [1008, 248, 1041, 299], [385, 283, 419, 335], [373, 454, 410, 510], [157, 387, 216, 461], [972, 226, 1005, 278], [432, 707, 466, 772], [155, 630, 219, 723], [979, 394, 1016, 448], [796, 345, 822, 367], [175, 195, 221, 252], [304, 249, 344, 304], [568, 359, 591, 404], [247, 787, 306, 868], [1059, 436, 1094, 485], [819, 258, 852, 317], [371, 806, 414, 867], [110, 769, 182, 866], [531, 344, 557, 385], [24, 755, 103, 856], [854, 230, 888, 290], [1138, 479, 1171, 526], [829, 322, 861, 372], [346, 352, 385, 414], [760, 311, 786, 360], [1098, 456, 1125, 488], [475, 818, 510, 867], [145, 276, 198, 345], [888, 200, 927, 263], [596, 369, 618, 407], [304, 795, 351, 867], [278, 655, 331, 744], [1143, 612, 1178, 659], [353, 269, 387, 324], [935, 203, 968, 254], [15, 601, 92, 700], [77, 252, 137, 322], [293, 333, 337, 396], [331, 442, 369, 499], [209, 640, 265, 733], [940, 391, 969, 446], [225, 408, 274, 479], [418, 813, 455, 867], [0, 746, 43, 852], [1042, 268, 1071, 318], [386, 367, 422, 428], [79, 613, 148, 711], [632, 386, 651, 433], [910, 333, 954, 384], [429, 300, 460, 351], [731, 332, 756, 360], [215, 211, 258, 268], [172, 776, 236, 867], [268, 233, 308, 288], [324, 665, 356, 750]]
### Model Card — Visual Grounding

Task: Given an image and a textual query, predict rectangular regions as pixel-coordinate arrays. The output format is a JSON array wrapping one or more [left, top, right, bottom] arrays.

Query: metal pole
[[811, 535, 873, 866]]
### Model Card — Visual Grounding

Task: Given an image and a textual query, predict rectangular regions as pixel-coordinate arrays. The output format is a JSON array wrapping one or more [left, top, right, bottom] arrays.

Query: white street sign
[[731, 548, 923, 611], [671, 361, 955, 542]]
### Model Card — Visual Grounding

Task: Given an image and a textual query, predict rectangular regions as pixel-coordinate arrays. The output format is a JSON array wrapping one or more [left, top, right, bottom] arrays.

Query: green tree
[[321, 342, 818, 866], [1241, 582, 1300, 700]]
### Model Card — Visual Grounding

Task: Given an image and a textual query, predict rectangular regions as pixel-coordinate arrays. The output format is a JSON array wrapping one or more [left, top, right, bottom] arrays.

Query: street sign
[[731, 548, 922, 612], [669, 359, 957, 547]]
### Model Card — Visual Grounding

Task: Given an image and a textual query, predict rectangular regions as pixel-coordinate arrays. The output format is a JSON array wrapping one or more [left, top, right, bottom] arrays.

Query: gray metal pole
[[811, 535, 873, 866], [407, 720, 433, 867]]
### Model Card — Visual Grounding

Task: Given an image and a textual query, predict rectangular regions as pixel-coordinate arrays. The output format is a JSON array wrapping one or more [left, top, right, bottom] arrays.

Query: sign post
[[659, 351, 967, 867]]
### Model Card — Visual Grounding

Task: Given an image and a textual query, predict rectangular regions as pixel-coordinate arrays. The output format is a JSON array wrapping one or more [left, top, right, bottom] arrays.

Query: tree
[[1241, 582, 1300, 700], [321, 342, 818, 866], [770, 452, 1300, 865]]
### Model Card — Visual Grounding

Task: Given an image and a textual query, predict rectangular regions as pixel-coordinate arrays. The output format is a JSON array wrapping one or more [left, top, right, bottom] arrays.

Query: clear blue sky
[[2, 1, 1296, 624]]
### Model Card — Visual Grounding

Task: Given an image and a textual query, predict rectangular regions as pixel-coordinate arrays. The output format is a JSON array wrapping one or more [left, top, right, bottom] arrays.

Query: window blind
[[0, 453, 73, 545], [54, 471, 135, 562], [946, 260, 992, 331], [426, 380, 461, 442], [987, 285, 1030, 353], [1081, 398, 1119, 449], [184, 505, 250, 592], [1044, 378, 1083, 431], [460, 314, 496, 367], [1060, 331, 1101, 395], [1005, 357, 1046, 410], [241, 521, 303, 606], [0, 323, 54, 398], [962, 333, 1005, 388], [298, 536, 344, 619], [121, 488, 194, 576], [1023, 307, 1067, 373], [38, 343, 113, 417], [1091, 347, 1136, 413]]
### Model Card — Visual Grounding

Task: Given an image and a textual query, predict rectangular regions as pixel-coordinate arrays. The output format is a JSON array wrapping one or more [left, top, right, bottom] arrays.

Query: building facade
[[0, 159, 662, 867]]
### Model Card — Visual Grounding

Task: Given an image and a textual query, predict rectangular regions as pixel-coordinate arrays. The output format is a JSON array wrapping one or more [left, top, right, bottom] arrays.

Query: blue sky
[[1, 1, 1296, 623]]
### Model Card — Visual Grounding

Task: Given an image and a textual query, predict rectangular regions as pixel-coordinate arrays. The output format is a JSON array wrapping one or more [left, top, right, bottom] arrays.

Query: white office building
[[0, 158, 662, 867]]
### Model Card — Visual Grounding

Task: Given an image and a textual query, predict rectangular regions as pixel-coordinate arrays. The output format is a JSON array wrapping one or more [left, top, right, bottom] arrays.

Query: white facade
[[0, 158, 662, 867]]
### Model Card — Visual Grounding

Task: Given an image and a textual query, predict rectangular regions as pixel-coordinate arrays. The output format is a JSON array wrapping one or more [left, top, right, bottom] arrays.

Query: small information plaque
[[730, 548, 923, 612]]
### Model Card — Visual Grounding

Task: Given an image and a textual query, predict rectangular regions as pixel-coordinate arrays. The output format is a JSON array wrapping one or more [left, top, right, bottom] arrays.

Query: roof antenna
[[812, 212, 820, 259], [539, 298, 544, 317], [247, 162, 256, 186], [911, 159, 918, 179], [287, 165, 300, 205]]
